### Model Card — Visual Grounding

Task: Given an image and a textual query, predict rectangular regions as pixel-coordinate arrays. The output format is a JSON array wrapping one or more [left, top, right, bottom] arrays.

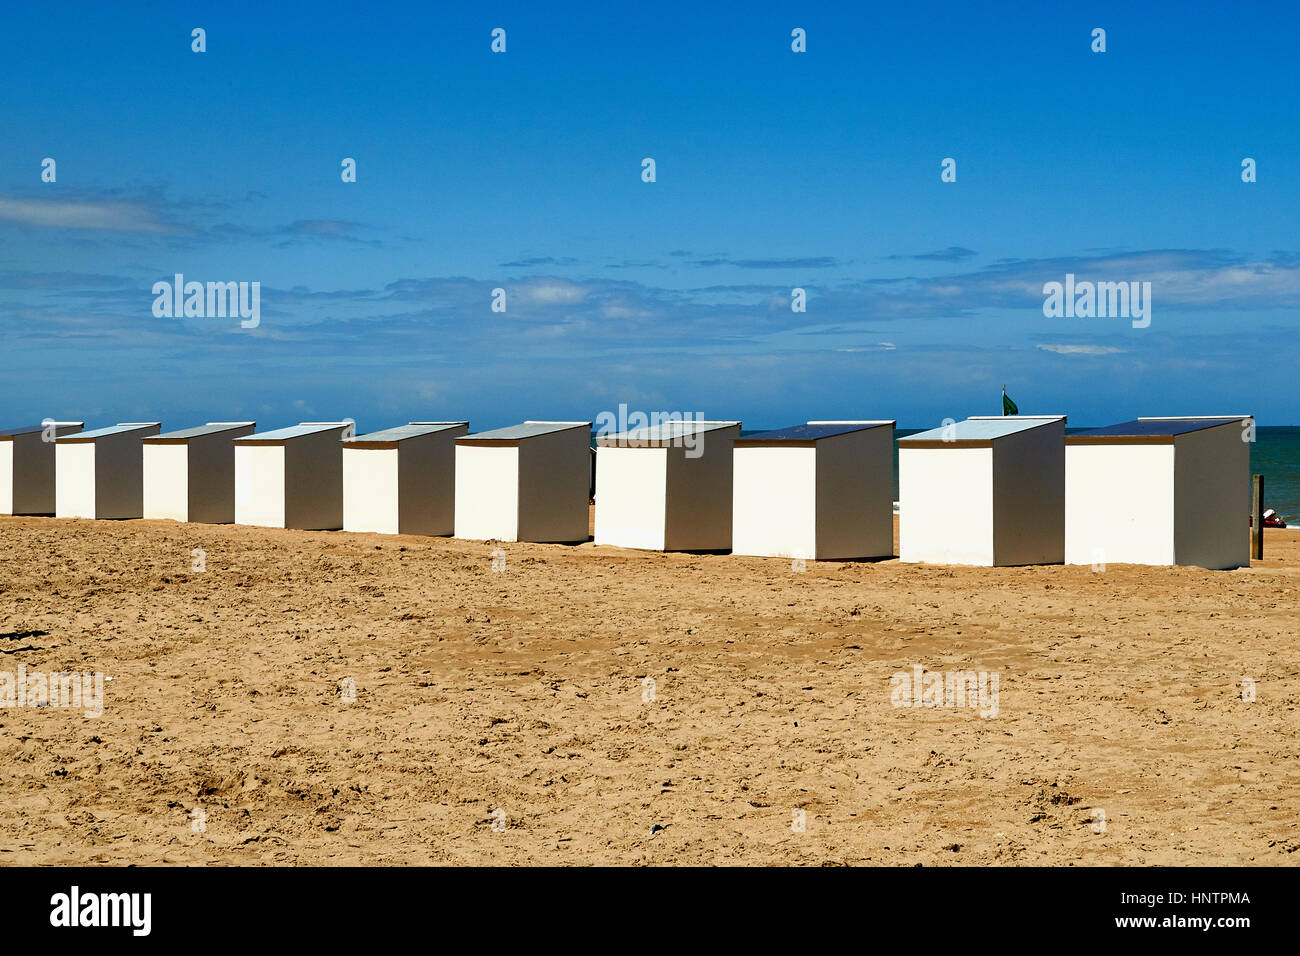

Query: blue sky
[[1, 1, 1297, 431]]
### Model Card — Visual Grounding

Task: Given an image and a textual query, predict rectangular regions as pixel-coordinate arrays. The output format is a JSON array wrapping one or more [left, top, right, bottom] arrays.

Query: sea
[[1240, 426, 1300, 522]]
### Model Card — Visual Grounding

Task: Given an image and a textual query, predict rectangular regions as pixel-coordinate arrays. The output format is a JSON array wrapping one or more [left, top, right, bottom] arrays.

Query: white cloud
[[1036, 344, 1125, 355], [837, 342, 897, 352], [517, 280, 587, 305], [0, 196, 173, 232]]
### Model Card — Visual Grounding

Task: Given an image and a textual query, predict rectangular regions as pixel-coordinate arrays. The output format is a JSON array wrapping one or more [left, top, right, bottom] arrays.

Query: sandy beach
[[1, 512, 1297, 866]]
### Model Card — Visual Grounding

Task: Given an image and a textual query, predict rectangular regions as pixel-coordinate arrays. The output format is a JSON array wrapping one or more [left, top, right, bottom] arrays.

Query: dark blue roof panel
[[0, 424, 46, 438], [1074, 418, 1244, 438], [737, 421, 892, 443], [148, 422, 255, 441]]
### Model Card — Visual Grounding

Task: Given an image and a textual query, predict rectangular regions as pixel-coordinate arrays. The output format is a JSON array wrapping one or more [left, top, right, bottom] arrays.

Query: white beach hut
[[594, 421, 741, 552], [1065, 416, 1252, 569], [233, 422, 352, 530], [141, 422, 256, 523], [55, 422, 162, 519], [343, 422, 468, 535], [454, 421, 591, 543], [0, 421, 83, 515], [898, 415, 1066, 566], [732, 421, 895, 560]]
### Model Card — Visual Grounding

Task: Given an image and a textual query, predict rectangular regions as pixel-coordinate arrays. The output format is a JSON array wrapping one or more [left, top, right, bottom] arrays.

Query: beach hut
[[233, 422, 352, 530], [454, 421, 591, 543], [55, 422, 162, 519], [732, 421, 895, 560], [898, 415, 1066, 566], [141, 422, 256, 523], [594, 421, 741, 551], [0, 421, 83, 515], [342, 422, 468, 535], [1065, 416, 1252, 569]]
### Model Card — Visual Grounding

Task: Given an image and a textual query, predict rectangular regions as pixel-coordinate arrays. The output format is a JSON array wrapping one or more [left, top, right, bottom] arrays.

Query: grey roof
[[347, 422, 468, 443], [599, 421, 740, 444], [736, 421, 892, 443], [0, 424, 47, 438], [145, 422, 255, 441], [2, 422, 84, 437], [234, 423, 347, 443], [1072, 417, 1245, 439], [58, 422, 159, 441], [900, 416, 1063, 444], [461, 421, 591, 441]]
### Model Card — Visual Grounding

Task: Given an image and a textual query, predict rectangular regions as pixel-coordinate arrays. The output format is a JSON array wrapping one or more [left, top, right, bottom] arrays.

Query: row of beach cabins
[[0, 414, 1253, 569]]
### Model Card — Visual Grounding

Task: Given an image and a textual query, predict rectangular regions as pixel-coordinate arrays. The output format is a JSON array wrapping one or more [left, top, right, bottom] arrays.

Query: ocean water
[[1246, 426, 1300, 522]]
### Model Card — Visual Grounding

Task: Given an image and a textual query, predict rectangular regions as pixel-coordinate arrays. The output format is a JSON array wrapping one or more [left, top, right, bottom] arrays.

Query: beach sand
[[1, 512, 1297, 866]]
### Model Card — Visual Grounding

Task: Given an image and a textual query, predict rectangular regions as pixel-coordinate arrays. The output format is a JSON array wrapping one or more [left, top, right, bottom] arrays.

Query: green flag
[[1002, 386, 1018, 416]]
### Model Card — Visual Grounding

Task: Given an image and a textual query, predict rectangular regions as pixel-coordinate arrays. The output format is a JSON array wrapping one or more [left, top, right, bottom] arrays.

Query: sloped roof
[[145, 422, 255, 441], [459, 421, 590, 442], [57, 422, 159, 441], [597, 421, 740, 446], [233, 423, 347, 443], [735, 421, 892, 444], [900, 416, 1063, 445], [0, 424, 49, 438], [346, 422, 468, 443], [1068, 417, 1246, 443]]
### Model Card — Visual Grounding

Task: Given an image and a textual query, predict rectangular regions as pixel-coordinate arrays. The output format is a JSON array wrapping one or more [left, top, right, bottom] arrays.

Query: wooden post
[[1251, 474, 1264, 561]]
